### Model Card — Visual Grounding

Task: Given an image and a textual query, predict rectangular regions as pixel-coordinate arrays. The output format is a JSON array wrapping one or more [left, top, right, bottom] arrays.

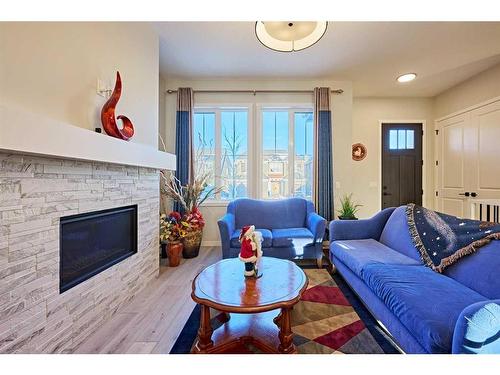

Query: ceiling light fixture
[[255, 21, 328, 52], [397, 73, 417, 83]]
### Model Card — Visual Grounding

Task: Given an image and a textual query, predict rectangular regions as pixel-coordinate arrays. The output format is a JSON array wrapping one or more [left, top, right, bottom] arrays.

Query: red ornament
[[100, 71, 135, 141]]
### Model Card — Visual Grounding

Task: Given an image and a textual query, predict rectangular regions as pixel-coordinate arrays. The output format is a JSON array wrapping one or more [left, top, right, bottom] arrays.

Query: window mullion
[[255, 105, 262, 199], [247, 105, 255, 199], [289, 109, 295, 197], [215, 109, 222, 200]]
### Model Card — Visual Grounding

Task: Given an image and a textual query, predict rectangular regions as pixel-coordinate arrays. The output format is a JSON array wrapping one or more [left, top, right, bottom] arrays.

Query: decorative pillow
[[406, 204, 500, 272]]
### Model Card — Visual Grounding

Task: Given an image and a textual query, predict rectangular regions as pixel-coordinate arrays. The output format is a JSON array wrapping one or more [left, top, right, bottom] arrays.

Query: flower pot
[[182, 229, 203, 259], [167, 242, 183, 267], [338, 216, 358, 220]]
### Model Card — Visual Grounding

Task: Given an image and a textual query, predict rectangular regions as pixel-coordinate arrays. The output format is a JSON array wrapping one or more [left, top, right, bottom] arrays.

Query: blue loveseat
[[330, 206, 500, 354], [218, 198, 326, 266]]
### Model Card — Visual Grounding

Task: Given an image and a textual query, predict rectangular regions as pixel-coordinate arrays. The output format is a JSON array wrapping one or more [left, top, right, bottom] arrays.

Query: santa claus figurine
[[238, 225, 263, 278]]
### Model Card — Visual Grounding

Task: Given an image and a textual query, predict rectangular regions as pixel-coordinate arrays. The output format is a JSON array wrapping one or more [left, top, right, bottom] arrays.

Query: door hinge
[[421, 160, 424, 166], [435, 129, 439, 135], [421, 189, 424, 196], [422, 130, 424, 136], [435, 191, 439, 197]]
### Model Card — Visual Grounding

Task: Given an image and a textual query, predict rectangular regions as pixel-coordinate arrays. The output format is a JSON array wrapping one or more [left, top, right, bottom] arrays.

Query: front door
[[382, 123, 423, 209]]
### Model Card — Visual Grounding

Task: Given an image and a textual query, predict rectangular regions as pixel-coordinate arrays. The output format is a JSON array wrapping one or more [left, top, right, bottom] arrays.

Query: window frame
[[193, 103, 314, 206], [193, 104, 253, 205], [256, 104, 314, 200]]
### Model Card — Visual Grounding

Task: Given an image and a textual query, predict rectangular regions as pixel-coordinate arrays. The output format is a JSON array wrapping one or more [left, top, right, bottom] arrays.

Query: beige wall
[[161, 77, 353, 244], [352, 97, 435, 218], [0, 22, 159, 148], [434, 63, 500, 119]]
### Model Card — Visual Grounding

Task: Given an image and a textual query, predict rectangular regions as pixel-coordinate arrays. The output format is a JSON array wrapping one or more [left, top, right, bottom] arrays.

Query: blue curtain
[[313, 87, 334, 221], [174, 88, 194, 213]]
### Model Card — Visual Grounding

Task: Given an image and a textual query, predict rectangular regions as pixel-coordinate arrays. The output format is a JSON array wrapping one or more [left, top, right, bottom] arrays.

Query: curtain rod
[[165, 89, 344, 95]]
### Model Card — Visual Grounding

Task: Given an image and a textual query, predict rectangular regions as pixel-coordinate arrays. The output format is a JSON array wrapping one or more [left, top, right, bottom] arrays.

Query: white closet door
[[437, 113, 474, 217], [469, 100, 500, 199]]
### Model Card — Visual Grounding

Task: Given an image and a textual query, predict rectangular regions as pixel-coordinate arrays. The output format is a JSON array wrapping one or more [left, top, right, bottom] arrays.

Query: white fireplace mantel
[[0, 105, 176, 170]]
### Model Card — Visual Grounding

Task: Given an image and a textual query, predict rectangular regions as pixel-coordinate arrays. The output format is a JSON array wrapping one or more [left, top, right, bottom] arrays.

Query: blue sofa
[[218, 198, 326, 266], [330, 206, 500, 354]]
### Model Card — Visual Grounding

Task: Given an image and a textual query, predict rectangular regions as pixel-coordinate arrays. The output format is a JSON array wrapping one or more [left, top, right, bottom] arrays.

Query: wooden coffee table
[[191, 257, 308, 354]]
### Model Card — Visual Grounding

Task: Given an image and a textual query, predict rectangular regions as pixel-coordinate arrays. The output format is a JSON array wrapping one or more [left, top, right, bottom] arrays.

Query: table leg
[[194, 304, 213, 352], [316, 257, 323, 269], [278, 307, 297, 354], [219, 311, 230, 323], [273, 311, 282, 327]]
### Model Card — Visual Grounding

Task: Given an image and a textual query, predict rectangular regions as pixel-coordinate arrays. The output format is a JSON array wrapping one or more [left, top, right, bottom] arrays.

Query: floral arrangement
[[183, 207, 205, 231], [160, 211, 187, 243]]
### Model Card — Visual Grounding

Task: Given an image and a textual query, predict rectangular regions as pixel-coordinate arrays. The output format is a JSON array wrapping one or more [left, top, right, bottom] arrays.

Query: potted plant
[[337, 194, 362, 220], [159, 211, 186, 267], [161, 170, 222, 259]]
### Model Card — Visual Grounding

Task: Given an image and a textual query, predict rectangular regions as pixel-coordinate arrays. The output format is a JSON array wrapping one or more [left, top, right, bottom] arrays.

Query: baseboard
[[201, 240, 221, 247]]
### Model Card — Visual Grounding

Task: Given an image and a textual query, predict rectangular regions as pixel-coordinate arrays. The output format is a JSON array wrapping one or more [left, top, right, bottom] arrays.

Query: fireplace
[[60, 205, 138, 293]]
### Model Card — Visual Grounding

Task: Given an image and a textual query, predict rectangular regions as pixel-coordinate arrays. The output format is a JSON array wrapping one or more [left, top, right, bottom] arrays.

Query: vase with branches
[[161, 141, 223, 258]]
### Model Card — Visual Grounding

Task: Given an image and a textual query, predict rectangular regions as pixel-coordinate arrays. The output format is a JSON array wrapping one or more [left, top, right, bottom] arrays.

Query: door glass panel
[[398, 130, 406, 149], [389, 130, 398, 150], [406, 130, 415, 149]]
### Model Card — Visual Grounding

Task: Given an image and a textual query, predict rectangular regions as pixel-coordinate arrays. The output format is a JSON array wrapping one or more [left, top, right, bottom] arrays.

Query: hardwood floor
[[74, 246, 222, 354]]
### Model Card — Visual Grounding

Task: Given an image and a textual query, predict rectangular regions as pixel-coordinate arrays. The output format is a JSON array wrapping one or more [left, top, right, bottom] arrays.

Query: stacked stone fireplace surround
[[0, 151, 160, 353]]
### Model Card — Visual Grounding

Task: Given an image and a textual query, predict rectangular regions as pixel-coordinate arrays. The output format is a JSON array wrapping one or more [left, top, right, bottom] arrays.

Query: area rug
[[170, 268, 399, 354]]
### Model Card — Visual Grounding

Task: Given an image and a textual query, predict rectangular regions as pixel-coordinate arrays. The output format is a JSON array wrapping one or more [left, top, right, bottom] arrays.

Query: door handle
[[470, 192, 477, 198], [458, 192, 470, 197], [383, 192, 391, 196]]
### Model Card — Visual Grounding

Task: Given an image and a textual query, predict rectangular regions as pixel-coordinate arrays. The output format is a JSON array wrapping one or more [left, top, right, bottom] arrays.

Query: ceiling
[[155, 22, 500, 97]]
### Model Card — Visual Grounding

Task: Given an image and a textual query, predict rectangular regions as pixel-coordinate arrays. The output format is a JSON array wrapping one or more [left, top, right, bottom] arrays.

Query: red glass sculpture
[[100, 71, 134, 141]]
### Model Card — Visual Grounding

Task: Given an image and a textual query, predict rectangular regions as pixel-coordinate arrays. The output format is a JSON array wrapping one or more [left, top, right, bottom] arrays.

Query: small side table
[[191, 257, 308, 354]]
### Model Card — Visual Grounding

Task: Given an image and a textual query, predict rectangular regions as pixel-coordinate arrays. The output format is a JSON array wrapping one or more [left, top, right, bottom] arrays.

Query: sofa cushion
[[379, 206, 421, 261], [271, 228, 314, 248], [362, 263, 486, 353], [230, 228, 273, 248], [331, 239, 421, 276], [230, 198, 310, 230]]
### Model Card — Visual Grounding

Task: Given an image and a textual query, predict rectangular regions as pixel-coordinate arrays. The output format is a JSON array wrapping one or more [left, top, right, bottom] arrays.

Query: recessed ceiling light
[[397, 73, 417, 83]]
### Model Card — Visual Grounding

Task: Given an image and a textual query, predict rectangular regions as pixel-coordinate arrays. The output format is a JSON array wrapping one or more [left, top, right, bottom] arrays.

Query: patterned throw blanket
[[406, 204, 500, 272]]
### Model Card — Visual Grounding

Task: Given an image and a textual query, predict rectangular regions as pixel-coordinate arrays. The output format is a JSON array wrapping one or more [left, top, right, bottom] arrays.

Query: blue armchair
[[218, 198, 326, 267]]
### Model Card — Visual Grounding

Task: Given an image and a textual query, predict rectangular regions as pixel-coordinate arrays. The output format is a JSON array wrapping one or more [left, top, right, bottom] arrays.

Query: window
[[193, 105, 314, 203], [389, 129, 415, 150], [294, 112, 314, 199], [193, 108, 249, 201], [261, 109, 314, 200], [221, 111, 248, 200], [193, 112, 216, 192]]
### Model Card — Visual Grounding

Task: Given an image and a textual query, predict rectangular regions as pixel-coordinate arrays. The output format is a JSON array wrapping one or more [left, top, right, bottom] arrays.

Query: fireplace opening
[[59, 205, 138, 293]]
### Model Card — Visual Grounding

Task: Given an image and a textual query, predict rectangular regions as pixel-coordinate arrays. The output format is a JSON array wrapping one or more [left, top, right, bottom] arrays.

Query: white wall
[[434, 63, 500, 119], [352, 97, 435, 218], [0, 22, 159, 148], [162, 77, 353, 244]]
